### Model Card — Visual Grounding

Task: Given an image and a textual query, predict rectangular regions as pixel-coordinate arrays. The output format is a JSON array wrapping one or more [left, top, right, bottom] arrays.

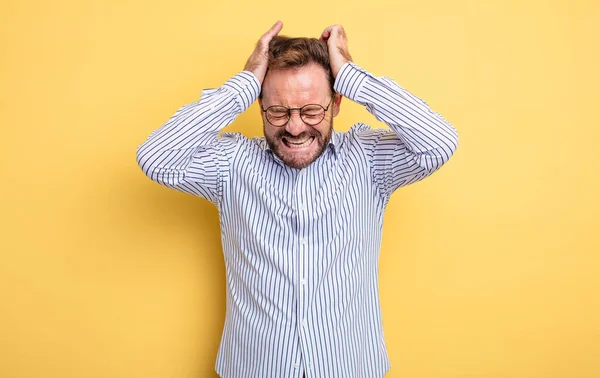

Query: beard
[[265, 116, 333, 170]]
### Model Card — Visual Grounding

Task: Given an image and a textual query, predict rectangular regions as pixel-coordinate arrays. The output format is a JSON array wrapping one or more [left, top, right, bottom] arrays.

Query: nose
[[285, 110, 308, 136]]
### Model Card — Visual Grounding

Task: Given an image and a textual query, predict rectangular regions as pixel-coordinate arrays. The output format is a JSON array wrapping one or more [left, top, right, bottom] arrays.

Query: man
[[137, 21, 458, 378]]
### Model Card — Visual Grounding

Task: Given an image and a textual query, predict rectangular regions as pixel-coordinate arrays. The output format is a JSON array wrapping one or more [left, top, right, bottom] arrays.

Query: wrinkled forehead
[[261, 64, 332, 107]]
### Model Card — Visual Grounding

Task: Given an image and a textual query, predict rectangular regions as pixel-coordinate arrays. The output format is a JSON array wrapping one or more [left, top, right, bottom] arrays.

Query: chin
[[281, 154, 317, 169], [265, 123, 333, 169], [275, 139, 330, 169]]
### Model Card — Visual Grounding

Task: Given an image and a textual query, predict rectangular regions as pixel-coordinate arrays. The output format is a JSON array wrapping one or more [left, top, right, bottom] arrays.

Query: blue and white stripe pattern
[[137, 62, 458, 378]]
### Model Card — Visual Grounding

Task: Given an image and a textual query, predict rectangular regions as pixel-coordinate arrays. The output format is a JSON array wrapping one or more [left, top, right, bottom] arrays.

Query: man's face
[[260, 63, 341, 169]]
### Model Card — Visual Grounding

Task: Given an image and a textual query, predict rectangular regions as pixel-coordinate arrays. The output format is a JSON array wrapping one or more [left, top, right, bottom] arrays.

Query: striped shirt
[[136, 62, 459, 378]]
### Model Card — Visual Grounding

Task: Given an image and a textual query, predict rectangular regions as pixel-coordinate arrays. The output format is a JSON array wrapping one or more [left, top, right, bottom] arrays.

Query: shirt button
[[301, 320, 307, 327], [300, 278, 306, 285], [293, 363, 299, 369], [301, 238, 306, 245]]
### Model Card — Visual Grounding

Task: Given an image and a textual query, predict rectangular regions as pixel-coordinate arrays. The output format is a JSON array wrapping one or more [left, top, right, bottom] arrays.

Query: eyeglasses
[[261, 98, 334, 127]]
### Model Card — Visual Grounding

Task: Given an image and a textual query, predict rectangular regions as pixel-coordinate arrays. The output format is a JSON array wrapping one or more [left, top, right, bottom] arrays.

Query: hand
[[244, 20, 283, 84], [320, 24, 353, 78]]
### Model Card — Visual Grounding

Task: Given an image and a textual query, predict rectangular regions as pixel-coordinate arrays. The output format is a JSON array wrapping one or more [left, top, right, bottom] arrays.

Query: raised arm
[[321, 25, 459, 196], [136, 21, 283, 204]]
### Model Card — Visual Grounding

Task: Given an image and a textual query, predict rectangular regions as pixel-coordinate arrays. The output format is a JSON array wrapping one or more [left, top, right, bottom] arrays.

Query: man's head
[[259, 36, 342, 169]]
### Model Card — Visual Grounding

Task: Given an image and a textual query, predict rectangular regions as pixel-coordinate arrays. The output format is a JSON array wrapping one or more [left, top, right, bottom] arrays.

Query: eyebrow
[[263, 99, 330, 108]]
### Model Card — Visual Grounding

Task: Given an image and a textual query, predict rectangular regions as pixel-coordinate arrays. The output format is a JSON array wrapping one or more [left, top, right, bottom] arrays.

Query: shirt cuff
[[222, 71, 261, 112], [333, 62, 372, 105]]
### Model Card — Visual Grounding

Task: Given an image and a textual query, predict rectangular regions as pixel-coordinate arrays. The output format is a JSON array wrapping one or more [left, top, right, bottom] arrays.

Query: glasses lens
[[301, 105, 325, 125], [266, 107, 289, 127]]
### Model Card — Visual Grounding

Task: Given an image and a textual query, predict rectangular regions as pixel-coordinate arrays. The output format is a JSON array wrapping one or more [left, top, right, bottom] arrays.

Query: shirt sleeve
[[136, 71, 261, 205], [334, 62, 459, 197]]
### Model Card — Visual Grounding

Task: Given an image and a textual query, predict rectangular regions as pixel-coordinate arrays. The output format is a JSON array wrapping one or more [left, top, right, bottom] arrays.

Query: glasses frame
[[261, 97, 334, 127]]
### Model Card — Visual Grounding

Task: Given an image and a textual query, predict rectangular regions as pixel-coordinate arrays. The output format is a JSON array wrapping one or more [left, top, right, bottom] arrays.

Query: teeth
[[285, 137, 314, 148], [290, 139, 308, 145]]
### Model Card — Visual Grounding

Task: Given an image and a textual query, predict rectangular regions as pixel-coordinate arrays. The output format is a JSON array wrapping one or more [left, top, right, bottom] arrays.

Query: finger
[[253, 22, 276, 51], [257, 20, 283, 51], [263, 20, 283, 39], [320, 25, 335, 40]]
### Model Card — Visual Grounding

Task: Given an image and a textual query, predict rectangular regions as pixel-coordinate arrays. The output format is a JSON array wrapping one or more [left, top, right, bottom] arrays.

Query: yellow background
[[1, 0, 599, 377]]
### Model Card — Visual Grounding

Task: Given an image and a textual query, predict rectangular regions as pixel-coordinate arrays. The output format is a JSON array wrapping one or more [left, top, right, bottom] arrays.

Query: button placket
[[294, 168, 312, 372]]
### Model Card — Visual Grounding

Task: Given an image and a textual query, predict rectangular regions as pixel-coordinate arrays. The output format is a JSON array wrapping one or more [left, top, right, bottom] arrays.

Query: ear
[[332, 93, 342, 117]]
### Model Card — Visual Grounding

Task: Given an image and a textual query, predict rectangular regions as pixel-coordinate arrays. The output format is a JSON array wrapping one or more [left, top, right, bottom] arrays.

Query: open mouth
[[282, 136, 315, 149]]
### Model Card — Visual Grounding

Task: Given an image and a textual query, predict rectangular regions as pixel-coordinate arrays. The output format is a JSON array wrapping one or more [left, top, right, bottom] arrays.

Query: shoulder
[[338, 123, 389, 146], [217, 132, 267, 158], [219, 132, 265, 143]]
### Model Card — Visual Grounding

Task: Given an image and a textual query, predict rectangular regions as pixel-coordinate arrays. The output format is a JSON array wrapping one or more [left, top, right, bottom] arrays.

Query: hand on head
[[244, 22, 352, 83], [319, 24, 353, 78], [244, 20, 283, 84]]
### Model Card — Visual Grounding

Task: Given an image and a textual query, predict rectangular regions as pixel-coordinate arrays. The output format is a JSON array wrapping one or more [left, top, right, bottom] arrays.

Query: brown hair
[[261, 36, 334, 97]]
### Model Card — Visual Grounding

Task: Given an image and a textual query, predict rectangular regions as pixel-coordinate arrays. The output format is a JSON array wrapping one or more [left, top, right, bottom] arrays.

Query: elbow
[[446, 130, 459, 162], [439, 126, 459, 164], [424, 130, 459, 172], [136, 141, 160, 181], [135, 142, 189, 188], [136, 143, 150, 177]]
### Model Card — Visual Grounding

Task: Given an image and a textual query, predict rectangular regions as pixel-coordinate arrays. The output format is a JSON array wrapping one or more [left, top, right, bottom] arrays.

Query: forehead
[[261, 63, 331, 106]]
